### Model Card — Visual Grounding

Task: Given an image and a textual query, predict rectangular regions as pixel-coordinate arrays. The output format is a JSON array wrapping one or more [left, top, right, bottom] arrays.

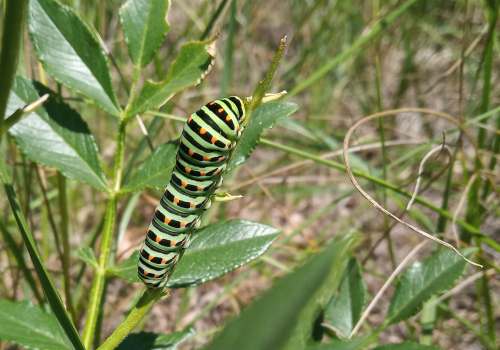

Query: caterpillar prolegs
[[138, 96, 246, 288]]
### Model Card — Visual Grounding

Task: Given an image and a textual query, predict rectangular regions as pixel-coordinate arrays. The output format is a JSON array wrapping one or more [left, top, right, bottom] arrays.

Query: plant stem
[[0, 0, 28, 130], [58, 172, 76, 322], [464, 1, 498, 343], [82, 121, 127, 348], [249, 36, 287, 113], [97, 289, 166, 350], [463, 2, 497, 237], [82, 196, 117, 348], [199, 0, 230, 40], [259, 138, 488, 240]]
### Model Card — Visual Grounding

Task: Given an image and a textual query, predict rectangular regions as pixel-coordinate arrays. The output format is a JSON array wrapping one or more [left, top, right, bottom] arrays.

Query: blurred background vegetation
[[0, 0, 498, 349]]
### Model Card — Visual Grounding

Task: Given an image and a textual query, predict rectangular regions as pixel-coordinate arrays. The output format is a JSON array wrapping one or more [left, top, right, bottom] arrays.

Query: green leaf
[[109, 220, 279, 287], [373, 342, 441, 350], [128, 40, 215, 116], [283, 236, 359, 350], [7, 76, 108, 190], [120, 0, 170, 67], [75, 247, 98, 270], [325, 258, 367, 338], [117, 328, 194, 350], [0, 160, 85, 350], [122, 142, 177, 193], [107, 252, 138, 283], [203, 234, 358, 350], [169, 220, 279, 288], [28, 0, 120, 116], [0, 299, 72, 350], [228, 101, 298, 171], [387, 248, 475, 325]]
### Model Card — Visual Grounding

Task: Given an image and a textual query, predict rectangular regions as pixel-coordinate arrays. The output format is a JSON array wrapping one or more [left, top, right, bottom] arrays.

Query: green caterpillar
[[138, 96, 246, 288]]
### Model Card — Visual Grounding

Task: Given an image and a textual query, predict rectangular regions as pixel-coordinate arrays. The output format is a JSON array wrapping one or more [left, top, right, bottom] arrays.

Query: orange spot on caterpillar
[[188, 149, 194, 156], [164, 218, 171, 225], [148, 255, 154, 261], [218, 108, 224, 113], [155, 236, 161, 243], [197, 186, 203, 191], [225, 115, 231, 121], [173, 197, 179, 205], [180, 222, 187, 228], [211, 136, 217, 144], [190, 202, 195, 209], [199, 128, 207, 135], [203, 155, 209, 161], [181, 180, 188, 188], [200, 171, 206, 176], [185, 167, 192, 174]]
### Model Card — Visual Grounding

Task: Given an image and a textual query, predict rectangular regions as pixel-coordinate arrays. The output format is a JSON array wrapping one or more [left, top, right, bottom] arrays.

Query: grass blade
[[0, 158, 85, 350]]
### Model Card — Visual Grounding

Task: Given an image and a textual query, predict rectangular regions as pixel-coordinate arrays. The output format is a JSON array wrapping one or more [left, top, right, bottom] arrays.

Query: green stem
[[82, 121, 126, 348], [435, 146, 458, 233], [259, 138, 488, 239], [199, 0, 230, 40], [97, 289, 165, 350], [463, 0, 497, 240], [57, 172, 76, 322], [374, 52, 396, 269], [82, 196, 117, 348], [465, 1, 497, 343], [249, 36, 287, 113], [0, 0, 28, 129]]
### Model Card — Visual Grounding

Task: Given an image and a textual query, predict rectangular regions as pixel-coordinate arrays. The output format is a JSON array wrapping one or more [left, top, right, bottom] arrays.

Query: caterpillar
[[138, 96, 246, 288]]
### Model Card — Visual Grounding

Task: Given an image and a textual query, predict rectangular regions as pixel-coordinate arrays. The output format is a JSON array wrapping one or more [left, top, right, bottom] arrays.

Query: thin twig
[[135, 115, 154, 151], [232, 139, 427, 192], [343, 108, 483, 268], [350, 241, 428, 337], [1, 94, 49, 134], [406, 144, 452, 211], [431, 269, 495, 307]]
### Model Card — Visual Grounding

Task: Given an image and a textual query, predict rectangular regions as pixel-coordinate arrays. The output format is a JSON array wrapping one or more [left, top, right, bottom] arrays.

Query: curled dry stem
[[342, 108, 483, 268], [406, 142, 452, 211]]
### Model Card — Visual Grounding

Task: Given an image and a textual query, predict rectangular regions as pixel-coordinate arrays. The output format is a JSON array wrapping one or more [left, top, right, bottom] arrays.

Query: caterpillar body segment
[[138, 96, 246, 288]]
